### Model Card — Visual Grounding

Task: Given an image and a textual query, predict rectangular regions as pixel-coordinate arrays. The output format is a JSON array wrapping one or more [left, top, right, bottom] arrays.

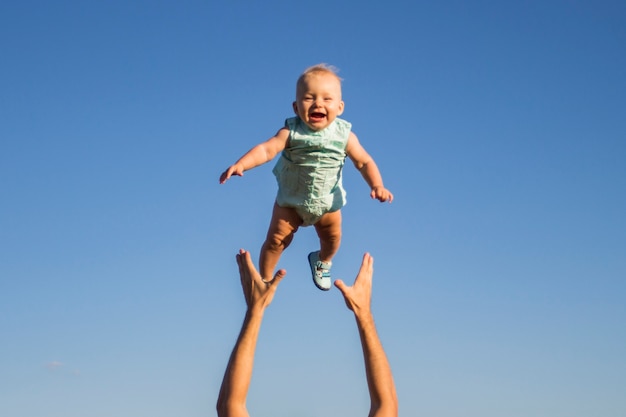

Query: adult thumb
[[272, 269, 287, 284], [334, 279, 347, 293]]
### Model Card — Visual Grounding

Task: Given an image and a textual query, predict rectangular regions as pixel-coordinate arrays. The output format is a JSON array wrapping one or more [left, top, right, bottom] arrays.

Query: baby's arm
[[346, 132, 393, 203], [219, 128, 290, 184]]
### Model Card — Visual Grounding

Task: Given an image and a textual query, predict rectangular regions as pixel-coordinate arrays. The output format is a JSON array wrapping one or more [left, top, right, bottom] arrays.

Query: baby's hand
[[370, 186, 393, 203], [219, 164, 244, 184]]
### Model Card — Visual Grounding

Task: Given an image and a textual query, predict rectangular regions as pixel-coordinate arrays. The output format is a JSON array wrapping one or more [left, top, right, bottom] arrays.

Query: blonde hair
[[296, 63, 342, 94]]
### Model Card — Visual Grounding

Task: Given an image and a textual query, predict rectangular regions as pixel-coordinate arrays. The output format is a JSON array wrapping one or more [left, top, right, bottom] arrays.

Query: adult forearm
[[217, 309, 265, 417], [355, 312, 398, 417]]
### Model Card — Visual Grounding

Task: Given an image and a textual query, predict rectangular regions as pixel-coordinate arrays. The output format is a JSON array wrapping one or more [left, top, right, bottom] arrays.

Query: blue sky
[[1, 1, 625, 416]]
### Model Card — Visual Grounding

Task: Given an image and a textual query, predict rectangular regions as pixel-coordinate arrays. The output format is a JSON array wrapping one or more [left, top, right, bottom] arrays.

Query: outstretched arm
[[335, 254, 398, 417], [345, 133, 394, 202], [219, 128, 290, 184], [216, 250, 286, 417]]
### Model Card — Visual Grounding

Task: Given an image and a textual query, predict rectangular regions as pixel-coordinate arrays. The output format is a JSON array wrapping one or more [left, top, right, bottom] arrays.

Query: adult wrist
[[246, 305, 266, 319], [354, 310, 375, 326]]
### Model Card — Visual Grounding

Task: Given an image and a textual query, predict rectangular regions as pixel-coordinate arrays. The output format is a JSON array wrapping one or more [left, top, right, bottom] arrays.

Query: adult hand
[[334, 253, 374, 316], [236, 249, 285, 312], [336, 253, 398, 417]]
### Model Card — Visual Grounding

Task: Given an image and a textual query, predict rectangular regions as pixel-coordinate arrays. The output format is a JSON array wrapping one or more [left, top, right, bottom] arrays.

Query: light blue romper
[[272, 116, 352, 226]]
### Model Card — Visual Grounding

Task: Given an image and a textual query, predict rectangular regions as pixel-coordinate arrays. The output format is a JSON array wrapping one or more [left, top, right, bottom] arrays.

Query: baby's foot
[[308, 251, 331, 291]]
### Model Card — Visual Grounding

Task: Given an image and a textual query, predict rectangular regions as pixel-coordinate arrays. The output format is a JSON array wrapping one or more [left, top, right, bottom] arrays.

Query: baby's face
[[293, 72, 344, 131]]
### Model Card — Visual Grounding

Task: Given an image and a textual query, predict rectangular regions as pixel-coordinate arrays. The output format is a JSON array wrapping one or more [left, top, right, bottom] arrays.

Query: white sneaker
[[308, 251, 331, 291]]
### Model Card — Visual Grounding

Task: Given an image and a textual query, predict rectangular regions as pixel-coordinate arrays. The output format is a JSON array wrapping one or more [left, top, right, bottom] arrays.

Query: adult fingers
[[240, 250, 259, 283], [356, 253, 373, 281], [236, 249, 246, 282]]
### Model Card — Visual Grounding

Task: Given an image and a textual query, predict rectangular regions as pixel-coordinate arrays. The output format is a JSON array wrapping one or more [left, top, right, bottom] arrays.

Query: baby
[[220, 64, 393, 291]]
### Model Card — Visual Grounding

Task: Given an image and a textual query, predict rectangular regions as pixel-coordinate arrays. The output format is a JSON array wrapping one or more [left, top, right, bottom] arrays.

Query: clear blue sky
[[1, 1, 625, 416]]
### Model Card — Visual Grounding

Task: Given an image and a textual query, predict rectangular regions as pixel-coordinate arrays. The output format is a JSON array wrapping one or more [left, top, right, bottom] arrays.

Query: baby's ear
[[338, 100, 345, 115], [292, 101, 299, 115]]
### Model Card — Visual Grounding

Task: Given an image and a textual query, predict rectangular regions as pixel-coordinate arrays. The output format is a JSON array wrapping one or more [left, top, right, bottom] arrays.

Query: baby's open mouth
[[309, 112, 326, 121]]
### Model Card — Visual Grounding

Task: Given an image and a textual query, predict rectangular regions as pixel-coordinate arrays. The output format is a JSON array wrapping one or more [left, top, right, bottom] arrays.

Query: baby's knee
[[317, 225, 341, 243], [325, 229, 341, 243], [266, 229, 296, 249]]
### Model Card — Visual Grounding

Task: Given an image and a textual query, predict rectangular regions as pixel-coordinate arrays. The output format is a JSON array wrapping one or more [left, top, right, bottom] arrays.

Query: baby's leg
[[313, 209, 342, 264], [260, 202, 303, 281]]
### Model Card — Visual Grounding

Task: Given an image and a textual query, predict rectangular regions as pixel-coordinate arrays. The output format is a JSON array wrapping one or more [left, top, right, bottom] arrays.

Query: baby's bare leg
[[314, 210, 342, 264], [260, 203, 303, 281]]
